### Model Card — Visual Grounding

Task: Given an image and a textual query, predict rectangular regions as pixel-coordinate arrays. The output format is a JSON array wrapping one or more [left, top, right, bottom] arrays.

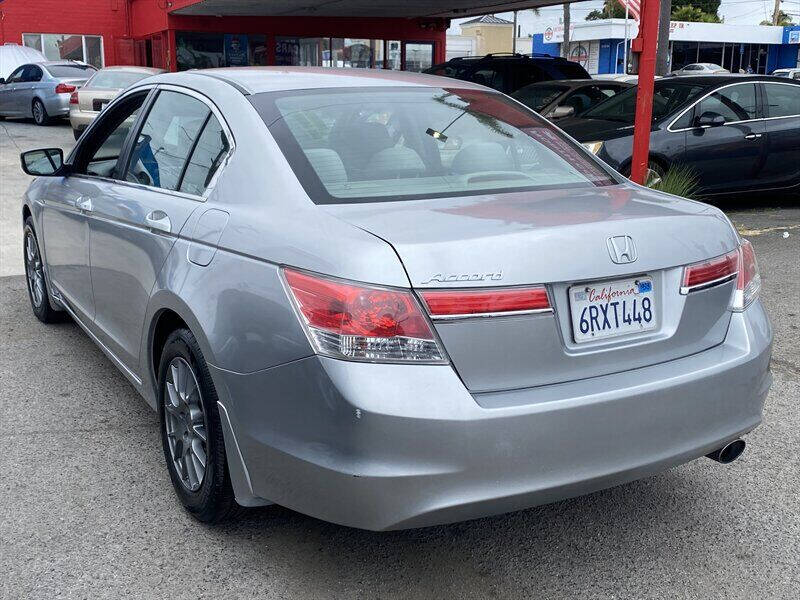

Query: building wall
[[0, 0, 131, 66], [460, 24, 512, 56], [532, 33, 559, 57]]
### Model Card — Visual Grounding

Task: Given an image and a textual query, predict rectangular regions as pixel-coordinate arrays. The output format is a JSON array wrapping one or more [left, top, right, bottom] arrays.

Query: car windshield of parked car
[[88, 70, 150, 89], [256, 87, 616, 204], [46, 64, 96, 78], [512, 84, 567, 112], [580, 81, 706, 124]]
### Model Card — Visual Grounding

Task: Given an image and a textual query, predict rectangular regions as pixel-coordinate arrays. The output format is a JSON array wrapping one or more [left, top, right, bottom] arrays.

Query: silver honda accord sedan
[[19, 67, 772, 530]]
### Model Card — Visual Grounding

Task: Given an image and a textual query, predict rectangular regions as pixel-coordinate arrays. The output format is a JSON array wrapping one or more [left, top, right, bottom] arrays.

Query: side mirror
[[695, 111, 725, 128], [0, 78, 5, 85], [549, 105, 576, 120], [20, 148, 64, 176]]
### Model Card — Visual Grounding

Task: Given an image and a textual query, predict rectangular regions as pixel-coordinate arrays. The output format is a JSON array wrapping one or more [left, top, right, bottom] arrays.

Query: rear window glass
[[89, 70, 150, 89], [46, 64, 97, 78], [512, 84, 568, 112], [251, 87, 616, 204], [581, 80, 706, 124]]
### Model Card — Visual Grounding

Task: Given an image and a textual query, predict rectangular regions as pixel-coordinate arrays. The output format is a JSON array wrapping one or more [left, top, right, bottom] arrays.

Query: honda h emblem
[[606, 236, 637, 264]]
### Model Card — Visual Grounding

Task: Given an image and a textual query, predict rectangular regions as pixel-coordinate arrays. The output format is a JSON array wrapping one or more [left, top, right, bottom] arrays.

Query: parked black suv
[[424, 53, 591, 95]]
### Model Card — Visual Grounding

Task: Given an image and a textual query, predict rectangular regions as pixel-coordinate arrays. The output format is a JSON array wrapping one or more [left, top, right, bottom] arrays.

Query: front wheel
[[23, 217, 62, 323], [158, 328, 241, 523], [32, 99, 50, 126]]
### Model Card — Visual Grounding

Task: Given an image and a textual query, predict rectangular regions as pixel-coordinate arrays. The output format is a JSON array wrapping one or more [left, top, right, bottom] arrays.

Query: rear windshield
[[581, 80, 706, 124], [512, 84, 568, 112], [250, 87, 616, 204], [45, 64, 96, 78], [541, 60, 590, 80], [88, 70, 150, 89]]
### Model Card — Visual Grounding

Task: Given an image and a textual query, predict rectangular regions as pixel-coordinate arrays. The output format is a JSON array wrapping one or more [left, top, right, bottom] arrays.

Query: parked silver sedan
[[69, 66, 165, 139], [0, 61, 96, 125], [19, 68, 773, 530]]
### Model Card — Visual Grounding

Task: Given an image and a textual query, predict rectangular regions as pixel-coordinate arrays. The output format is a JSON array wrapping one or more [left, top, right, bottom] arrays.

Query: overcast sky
[[448, 1, 800, 36]]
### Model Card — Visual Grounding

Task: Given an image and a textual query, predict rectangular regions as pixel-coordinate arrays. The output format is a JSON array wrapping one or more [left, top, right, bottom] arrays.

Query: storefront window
[[332, 39, 373, 68], [177, 32, 267, 70], [404, 43, 433, 72], [276, 37, 330, 66], [387, 40, 401, 70], [23, 33, 104, 68]]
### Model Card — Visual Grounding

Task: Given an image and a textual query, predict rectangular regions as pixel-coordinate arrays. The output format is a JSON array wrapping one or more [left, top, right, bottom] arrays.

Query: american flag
[[616, 0, 641, 21]]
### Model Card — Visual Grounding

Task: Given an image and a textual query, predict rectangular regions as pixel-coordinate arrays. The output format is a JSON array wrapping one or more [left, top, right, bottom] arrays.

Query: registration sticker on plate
[[569, 277, 656, 343]]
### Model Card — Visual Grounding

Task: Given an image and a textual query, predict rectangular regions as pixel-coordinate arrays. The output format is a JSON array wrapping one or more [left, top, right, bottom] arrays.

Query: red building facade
[[0, 0, 447, 72]]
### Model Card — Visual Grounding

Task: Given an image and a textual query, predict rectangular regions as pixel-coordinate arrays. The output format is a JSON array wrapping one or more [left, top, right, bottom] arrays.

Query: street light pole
[[630, 0, 661, 185]]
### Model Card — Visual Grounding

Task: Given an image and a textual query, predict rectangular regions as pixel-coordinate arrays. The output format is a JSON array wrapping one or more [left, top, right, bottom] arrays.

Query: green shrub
[[649, 165, 699, 199]]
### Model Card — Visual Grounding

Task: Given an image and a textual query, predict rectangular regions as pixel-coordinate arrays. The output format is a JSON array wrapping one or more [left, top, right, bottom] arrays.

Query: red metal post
[[629, 0, 661, 184]]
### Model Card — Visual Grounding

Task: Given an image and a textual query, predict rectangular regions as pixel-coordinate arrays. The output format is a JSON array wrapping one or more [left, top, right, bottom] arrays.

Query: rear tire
[[32, 98, 50, 126], [158, 328, 242, 523], [23, 217, 62, 323]]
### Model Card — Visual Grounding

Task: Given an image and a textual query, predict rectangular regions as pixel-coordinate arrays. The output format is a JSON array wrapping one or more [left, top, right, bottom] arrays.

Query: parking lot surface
[[1, 120, 798, 599]]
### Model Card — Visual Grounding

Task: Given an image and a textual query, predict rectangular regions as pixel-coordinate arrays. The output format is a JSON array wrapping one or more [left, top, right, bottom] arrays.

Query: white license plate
[[569, 276, 656, 343]]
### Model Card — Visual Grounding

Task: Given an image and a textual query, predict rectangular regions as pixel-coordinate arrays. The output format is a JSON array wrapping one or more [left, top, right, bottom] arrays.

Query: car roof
[[659, 74, 797, 85], [148, 66, 487, 94]]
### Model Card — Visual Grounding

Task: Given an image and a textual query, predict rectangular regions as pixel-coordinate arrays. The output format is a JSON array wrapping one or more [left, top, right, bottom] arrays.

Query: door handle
[[76, 197, 93, 212], [145, 210, 171, 234], [744, 133, 763, 140]]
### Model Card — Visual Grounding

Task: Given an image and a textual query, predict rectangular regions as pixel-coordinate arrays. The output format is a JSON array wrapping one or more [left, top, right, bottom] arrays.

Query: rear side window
[[469, 67, 505, 92], [179, 115, 230, 196], [125, 91, 210, 190], [252, 86, 616, 204], [695, 84, 758, 123], [763, 83, 800, 118]]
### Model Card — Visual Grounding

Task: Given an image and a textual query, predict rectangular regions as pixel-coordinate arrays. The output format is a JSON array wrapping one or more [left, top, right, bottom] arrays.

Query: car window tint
[[80, 93, 148, 178], [22, 65, 42, 82], [764, 83, 800, 118], [6, 66, 25, 83], [179, 114, 230, 196], [125, 90, 210, 190], [672, 107, 695, 129], [695, 84, 758, 123], [45, 64, 96, 78], [582, 81, 706, 124], [512, 84, 566, 112], [470, 68, 504, 92]]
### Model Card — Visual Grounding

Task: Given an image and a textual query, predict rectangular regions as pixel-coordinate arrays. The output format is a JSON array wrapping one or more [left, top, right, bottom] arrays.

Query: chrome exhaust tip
[[706, 439, 746, 464]]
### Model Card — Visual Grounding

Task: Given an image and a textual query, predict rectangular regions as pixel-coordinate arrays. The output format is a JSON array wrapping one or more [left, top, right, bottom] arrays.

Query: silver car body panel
[[22, 67, 773, 529]]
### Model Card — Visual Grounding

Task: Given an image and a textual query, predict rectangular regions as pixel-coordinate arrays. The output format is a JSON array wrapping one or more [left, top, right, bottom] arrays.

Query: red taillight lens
[[55, 83, 77, 94], [421, 287, 551, 318], [283, 269, 445, 362], [681, 249, 738, 291], [733, 239, 760, 310], [69, 91, 79, 104], [680, 240, 760, 310]]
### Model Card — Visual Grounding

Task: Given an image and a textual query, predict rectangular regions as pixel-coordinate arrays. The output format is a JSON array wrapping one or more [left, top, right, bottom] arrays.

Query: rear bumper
[[43, 93, 70, 117], [68, 107, 97, 130], [210, 302, 772, 530]]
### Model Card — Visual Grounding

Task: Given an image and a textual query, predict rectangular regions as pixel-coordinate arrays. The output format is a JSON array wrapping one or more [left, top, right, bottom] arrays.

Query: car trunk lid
[[323, 184, 739, 393], [77, 87, 117, 112]]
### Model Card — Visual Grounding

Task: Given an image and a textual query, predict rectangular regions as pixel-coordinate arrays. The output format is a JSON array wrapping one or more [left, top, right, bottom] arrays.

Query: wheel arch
[[619, 153, 671, 179]]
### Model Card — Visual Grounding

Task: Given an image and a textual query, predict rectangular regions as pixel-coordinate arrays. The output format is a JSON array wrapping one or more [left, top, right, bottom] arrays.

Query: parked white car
[[772, 68, 800, 80], [672, 63, 729, 76], [0, 43, 47, 79]]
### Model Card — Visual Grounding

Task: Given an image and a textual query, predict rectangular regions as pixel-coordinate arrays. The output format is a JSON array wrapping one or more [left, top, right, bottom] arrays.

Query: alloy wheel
[[164, 357, 209, 492], [24, 231, 45, 308], [32, 101, 44, 124]]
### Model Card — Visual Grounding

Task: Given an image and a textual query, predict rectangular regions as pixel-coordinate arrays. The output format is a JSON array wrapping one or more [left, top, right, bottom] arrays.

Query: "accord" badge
[[421, 270, 503, 285]]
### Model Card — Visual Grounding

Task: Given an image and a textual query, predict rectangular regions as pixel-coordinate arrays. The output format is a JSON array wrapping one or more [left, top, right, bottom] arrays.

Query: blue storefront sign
[[224, 34, 249, 66]]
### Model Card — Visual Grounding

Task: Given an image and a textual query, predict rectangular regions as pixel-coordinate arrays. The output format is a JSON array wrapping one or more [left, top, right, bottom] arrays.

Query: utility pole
[[513, 10, 517, 53], [773, 0, 782, 25], [562, 3, 571, 59]]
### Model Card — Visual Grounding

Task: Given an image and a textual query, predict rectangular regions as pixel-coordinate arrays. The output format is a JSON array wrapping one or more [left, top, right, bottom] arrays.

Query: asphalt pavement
[[0, 118, 798, 599]]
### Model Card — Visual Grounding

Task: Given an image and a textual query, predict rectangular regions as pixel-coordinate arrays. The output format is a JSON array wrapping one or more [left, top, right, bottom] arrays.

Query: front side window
[[5, 66, 26, 84], [694, 84, 758, 123], [75, 93, 148, 178], [125, 91, 210, 190], [253, 87, 616, 204], [763, 83, 800, 118]]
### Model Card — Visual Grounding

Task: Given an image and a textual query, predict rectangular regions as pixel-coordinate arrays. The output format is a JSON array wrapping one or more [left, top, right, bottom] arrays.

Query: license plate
[[569, 276, 656, 343]]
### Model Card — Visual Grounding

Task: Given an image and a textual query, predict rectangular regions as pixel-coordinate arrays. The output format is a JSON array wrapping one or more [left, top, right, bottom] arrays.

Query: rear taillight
[[283, 269, 446, 363], [69, 91, 79, 104], [680, 239, 760, 311], [733, 239, 760, 311], [421, 286, 551, 319], [55, 83, 76, 94]]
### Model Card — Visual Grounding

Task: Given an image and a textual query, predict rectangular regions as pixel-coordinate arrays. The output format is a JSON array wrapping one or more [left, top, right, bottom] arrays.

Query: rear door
[[85, 86, 232, 373], [759, 81, 800, 188], [681, 82, 766, 193], [16, 65, 44, 113]]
